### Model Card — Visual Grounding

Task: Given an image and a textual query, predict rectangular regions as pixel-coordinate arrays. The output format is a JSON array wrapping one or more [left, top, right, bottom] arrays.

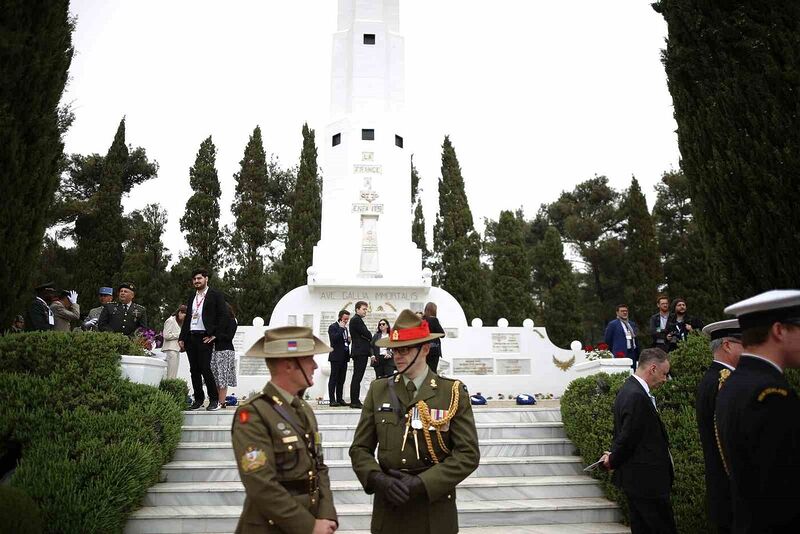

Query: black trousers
[[350, 354, 368, 403], [186, 332, 219, 403], [328, 360, 347, 403], [626, 494, 677, 534]]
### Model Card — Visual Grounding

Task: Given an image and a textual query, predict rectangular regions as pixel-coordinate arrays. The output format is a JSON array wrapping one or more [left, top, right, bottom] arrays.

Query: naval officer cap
[[702, 319, 742, 341], [724, 290, 800, 330], [245, 326, 332, 358], [98, 286, 113, 296], [34, 281, 56, 292]]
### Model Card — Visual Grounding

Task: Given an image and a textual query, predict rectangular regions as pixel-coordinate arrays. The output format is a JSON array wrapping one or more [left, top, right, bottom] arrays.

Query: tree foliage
[[432, 136, 487, 321], [281, 123, 322, 293], [1, 0, 74, 328], [654, 0, 800, 298], [410, 158, 429, 264], [620, 177, 663, 325], [485, 210, 534, 325], [180, 136, 223, 271]]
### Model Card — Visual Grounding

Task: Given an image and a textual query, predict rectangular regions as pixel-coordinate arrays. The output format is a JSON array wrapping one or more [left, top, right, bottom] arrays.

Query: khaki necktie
[[406, 380, 417, 403]]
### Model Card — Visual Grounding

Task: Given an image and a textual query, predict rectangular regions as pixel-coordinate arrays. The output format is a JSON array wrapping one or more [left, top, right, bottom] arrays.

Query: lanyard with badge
[[191, 291, 206, 329]]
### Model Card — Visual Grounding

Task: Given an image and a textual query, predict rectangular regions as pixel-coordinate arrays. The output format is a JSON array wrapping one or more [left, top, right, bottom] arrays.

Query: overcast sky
[[63, 0, 679, 260]]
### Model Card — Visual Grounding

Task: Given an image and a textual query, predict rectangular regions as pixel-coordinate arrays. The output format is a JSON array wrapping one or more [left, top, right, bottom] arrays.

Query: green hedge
[[0, 332, 185, 533], [562, 334, 800, 533]]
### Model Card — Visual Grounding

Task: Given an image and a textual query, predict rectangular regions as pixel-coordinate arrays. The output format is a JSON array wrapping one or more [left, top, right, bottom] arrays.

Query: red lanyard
[[194, 290, 207, 311]]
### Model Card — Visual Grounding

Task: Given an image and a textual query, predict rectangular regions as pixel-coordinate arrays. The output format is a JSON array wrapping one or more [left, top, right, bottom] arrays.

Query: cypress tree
[[227, 126, 270, 323], [1, 0, 74, 326], [532, 226, 583, 347], [410, 159, 428, 263], [73, 119, 129, 305], [281, 123, 322, 291], [653, 170, 725, 320], [180, 136, 222, 271], [620, 177, 663, 325], [432, 136, 487, 320], [653, 1, 800, 296], [487, 210, 534, 325], [120, 204, 172, 327]]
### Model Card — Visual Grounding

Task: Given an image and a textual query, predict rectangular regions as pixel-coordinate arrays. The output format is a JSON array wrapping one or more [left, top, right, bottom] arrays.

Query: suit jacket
[[98, 302, 147, 336], [179, 287, 228, 342], [50, 301, 80, 332], [603, 318, 640, 358], [214, 316, 238, 352], [349, 314, 372, 357], [648, 312, 670, 348], [328, 322, 350, 363], [349, 369, 480, 534], [25, 297, 53, 331], [610, 376, 673, 498], [424, 316, 445, 358], [716, 355, 800, 532], [695, 360, 733, 531]]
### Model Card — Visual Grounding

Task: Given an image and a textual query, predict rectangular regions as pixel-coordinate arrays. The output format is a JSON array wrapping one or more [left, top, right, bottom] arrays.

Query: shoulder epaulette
[[717, 368, 731, 390], [757, 387, 788, 402]]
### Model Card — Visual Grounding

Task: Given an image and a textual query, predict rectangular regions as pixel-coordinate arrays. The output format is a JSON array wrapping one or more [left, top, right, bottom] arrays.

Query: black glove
[[368, 471, 410, 507], [387, 469, 427, 499]]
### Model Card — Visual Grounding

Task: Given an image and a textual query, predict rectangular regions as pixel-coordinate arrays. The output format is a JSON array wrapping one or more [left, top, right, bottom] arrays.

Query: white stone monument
[[175, 0, 630, 403]]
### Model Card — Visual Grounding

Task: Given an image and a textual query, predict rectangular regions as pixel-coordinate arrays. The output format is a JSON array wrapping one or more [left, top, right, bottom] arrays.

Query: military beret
[[118, 282, 136, 292]]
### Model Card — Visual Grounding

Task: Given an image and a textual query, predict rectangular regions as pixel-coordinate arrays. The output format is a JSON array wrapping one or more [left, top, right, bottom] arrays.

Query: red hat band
[[390, 320, 431, 341]]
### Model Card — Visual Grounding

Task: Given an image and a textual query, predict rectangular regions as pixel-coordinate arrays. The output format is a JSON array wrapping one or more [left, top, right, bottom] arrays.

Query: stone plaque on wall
[[496, 358, 531, 375], [452, 358, 494, 375], [240, 357, 268, 376], [302, 314, 314, 328], [409, 302, 425, 314], [444, 328, 459, 339], [233, 330, 248, 354], [319, 312, 337, 338], [491, 333, 520, 353], [287, 315, 297, 326]]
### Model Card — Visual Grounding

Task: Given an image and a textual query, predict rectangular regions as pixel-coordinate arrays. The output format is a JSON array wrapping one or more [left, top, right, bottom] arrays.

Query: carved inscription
[[496, 359, 531, 375], [491, 333, 521, 353], [452, 358, 495, 375]]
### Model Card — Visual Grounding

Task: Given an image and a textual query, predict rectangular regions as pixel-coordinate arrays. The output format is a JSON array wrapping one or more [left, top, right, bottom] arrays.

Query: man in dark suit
[[328, 309, 351, 407], [716, 290, 800, 532], [98, 282, 147, 336], [348, 300, 372, 409], [648, 295, 672, 350], [178, 269, 227, 411], [25, 282, 56, 331], [696, 319, 742, 534], [604, 303, 641, 368], [601, 347, 676, 534], [423, 301, 445, 372]]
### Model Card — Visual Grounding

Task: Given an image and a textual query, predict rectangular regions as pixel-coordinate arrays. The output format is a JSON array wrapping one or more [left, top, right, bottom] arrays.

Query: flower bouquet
[[583, 342, 614, 361], [133, 328, 157, 356]]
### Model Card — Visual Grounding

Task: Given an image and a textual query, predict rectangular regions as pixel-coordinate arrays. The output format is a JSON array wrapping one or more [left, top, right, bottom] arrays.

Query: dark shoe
[[220, 401, 227, 409], [329, 401, 340, 407], [350, 401, 363, 409], [206, 401, 221, 411], [189, 401, 204, 411]]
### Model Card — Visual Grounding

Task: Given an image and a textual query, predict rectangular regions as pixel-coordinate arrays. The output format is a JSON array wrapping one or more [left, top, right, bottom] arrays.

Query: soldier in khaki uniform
[[232, 326, 339, 534], [349, 309, 480, 534]]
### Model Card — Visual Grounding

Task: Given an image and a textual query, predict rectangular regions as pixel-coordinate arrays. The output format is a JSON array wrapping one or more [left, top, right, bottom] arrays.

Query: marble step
[[180, 421, 566, 443], [143, 476, 605, 506], [173, 438, 576, 462], [161, 455, 587, 483], [181, 406, 562, 426], [125, 498, 622, 533]]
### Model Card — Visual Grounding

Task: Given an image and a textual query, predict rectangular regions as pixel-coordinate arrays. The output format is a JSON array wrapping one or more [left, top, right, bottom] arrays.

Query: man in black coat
[[178, 269, 227, 411], [423, 301, 445, 373], [601, 348, 676, 534], [716, 290, 800, 533], [348, 301, 372, 408], [328, 309, 351, 407], [98, 282, 147, 336], [696, 319, 742, 534], [25, 282, 56, 331]]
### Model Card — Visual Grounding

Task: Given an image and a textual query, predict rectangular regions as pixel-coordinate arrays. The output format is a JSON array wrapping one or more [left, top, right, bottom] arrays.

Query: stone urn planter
[[573, 357, 633, 377], [120, 354, 167, 386]]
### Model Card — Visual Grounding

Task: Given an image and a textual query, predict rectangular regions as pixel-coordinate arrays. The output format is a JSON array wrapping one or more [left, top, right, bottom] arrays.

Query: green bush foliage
[[0, 332, 183, 533], [160, 377, 189, 407], [561, 334, 716, 532], [0, 485, 44, 534]]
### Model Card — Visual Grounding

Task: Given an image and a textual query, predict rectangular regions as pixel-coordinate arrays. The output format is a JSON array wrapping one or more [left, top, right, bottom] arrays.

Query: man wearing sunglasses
[[696, 319, 743, 534]]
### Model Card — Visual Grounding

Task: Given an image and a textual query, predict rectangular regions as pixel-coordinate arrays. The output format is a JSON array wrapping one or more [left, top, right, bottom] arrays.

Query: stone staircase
[[125, 406, 628, 533]]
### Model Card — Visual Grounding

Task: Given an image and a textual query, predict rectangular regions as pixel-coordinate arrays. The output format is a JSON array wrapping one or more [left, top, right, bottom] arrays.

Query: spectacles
[[392, 345, 422, 356]]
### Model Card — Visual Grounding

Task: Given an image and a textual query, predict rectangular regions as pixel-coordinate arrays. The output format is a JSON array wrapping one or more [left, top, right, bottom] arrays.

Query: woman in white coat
[[162, 305, 187, 379]]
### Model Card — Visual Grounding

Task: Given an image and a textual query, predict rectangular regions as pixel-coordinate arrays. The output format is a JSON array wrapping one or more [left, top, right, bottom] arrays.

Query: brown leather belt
[[280, 477, 318, 495]]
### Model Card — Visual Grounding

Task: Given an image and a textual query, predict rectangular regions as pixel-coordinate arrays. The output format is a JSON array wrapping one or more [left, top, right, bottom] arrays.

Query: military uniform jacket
[[97, 302, 147, 336], [349, 369, 480, 534], [715, 355, 800, 533], [695, 360, 733, 531], [231, 382, 337, 534]]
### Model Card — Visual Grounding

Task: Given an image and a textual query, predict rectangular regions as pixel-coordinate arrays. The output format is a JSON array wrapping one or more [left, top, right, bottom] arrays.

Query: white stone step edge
[[175, 437, 573, 448], [201, 526, 629, 534]]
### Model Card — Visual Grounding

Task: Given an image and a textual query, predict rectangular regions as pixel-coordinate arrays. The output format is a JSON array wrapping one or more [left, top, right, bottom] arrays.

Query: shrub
[[0, 485, 43, 534], [0, 332, 182, 533], [159, 378, 189, 407]]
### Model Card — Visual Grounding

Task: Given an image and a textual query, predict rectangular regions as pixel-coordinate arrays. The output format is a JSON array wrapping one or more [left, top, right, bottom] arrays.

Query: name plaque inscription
[[232, 330, 248, 354], [491, 333, 521, 353], [240, 357, 268, 376], [319, 312, 337, 339], [444, 328, 459, 339], [452, 358, 494, 375], [495, 359, 531, 375]]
